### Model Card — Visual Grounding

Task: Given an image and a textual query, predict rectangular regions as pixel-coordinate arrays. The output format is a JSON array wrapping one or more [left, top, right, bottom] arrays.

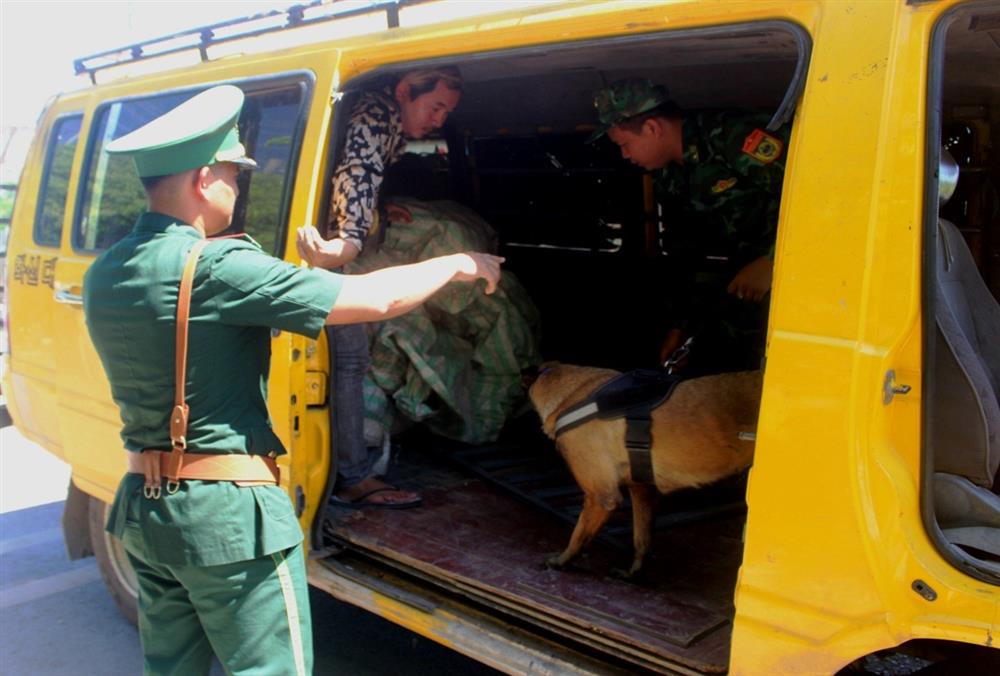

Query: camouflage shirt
[[654, 111, 790, 369], [328, 88, 407, 252], [655, 110, 788, 266]]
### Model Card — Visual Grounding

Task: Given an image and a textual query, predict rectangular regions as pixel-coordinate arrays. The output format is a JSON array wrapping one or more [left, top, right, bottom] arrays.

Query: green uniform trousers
[[126, 544, 312, 676]]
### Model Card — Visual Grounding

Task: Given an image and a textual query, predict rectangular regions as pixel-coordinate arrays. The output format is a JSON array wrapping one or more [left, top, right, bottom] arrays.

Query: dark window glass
[[77, 80, 307, 254], [34, 115, 82, 247], [225, 83, 307, 255]]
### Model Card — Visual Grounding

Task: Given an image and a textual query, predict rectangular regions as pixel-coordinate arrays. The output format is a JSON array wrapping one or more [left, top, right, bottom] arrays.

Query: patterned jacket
[[328, 88, 407, 252]]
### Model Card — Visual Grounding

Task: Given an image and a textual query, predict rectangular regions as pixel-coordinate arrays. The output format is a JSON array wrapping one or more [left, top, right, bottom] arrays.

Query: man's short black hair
[[615, 101, 683, 134], [400, 66, 463, 100]]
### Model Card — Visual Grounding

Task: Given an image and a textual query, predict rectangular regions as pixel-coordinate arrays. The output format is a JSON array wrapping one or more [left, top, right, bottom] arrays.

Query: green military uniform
[[654, 110, 789, 373], [593, 79, 789, 373], [82, 86, 341, 675]]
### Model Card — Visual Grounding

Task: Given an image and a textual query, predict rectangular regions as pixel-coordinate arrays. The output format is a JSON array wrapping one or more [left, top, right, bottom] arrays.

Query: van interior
[[316, 23, 800, 674], [28, 0, 995, 671], [301, 7, 1000, 672]]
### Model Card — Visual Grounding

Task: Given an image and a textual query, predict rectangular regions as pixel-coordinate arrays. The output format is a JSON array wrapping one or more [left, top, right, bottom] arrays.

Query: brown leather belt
[[136, 240, 282, 499], [129, 451, 279, 494]]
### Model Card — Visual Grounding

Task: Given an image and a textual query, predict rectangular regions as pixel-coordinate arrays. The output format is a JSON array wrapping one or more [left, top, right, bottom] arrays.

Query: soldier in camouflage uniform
[[296, 67, 463, 508], [591, 78, 790, 373]]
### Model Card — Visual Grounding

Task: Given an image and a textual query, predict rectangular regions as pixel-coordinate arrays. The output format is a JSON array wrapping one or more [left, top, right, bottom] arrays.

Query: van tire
[[89, 497, 139, 626]]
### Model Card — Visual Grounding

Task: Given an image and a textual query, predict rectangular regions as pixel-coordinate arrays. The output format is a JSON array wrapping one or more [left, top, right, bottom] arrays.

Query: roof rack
[[73, 0, 432, 84]]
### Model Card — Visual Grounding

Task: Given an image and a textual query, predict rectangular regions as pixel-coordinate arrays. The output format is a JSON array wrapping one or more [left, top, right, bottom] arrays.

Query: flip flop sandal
[[329, 486, 423, 510]]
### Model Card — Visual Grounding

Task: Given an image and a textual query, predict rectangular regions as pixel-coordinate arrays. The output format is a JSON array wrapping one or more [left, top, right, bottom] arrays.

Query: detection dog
[[529, 362, 763, 578]]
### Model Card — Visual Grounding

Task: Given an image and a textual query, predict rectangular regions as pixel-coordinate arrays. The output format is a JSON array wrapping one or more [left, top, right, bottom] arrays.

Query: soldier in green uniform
[[82, 85, 502, 676], [591, 78, 790, 373]]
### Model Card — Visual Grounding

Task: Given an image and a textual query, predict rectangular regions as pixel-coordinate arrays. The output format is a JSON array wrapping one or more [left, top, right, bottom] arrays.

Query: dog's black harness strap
[[625, 405, 655, 484], [552, 369, 682, 485]]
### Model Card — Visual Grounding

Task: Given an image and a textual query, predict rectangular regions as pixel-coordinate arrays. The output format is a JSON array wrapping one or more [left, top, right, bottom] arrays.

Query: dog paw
[[609, 566, 634, 580], [542, 554, 571, 571], [610, 564, 647, 582]]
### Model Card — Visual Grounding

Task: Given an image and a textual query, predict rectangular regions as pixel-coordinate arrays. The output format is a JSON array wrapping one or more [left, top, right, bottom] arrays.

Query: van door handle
[[54, 285, 84, 306]]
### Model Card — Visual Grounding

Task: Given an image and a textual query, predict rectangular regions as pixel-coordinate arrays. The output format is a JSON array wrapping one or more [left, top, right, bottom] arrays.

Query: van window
[[34, 115, 82, 247], [76, 92, 190, 251], [224, 82, 308, 255], [75, 80, 309, 255]]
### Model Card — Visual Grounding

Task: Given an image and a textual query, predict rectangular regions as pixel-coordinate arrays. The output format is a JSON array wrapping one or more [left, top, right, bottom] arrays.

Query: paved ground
[[0, 421, 498, 675]]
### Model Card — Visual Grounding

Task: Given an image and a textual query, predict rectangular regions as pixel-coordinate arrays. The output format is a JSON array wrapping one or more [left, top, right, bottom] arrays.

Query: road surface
[[0, 421, 499, 675]]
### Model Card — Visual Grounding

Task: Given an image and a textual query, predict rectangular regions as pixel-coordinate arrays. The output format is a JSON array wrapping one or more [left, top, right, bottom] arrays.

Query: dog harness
[[552, 369, 683, 484]]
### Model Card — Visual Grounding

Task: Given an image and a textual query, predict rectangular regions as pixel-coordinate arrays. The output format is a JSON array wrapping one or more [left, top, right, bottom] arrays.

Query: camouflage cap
[[588, 78, 671, 142]]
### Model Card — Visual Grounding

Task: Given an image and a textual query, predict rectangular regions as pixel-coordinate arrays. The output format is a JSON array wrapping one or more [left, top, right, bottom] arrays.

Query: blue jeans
[[328, 323, 375, 488]]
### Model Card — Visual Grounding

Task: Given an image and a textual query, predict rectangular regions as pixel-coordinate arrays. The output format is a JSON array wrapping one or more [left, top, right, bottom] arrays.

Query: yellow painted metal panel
[[731, 0, 998, 673], [6, 91, 94, 454]]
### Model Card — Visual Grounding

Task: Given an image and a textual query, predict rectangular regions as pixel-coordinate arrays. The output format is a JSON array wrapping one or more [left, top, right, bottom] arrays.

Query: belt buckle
[[140, 451, 162, 499], [165, 444, 184, 494]]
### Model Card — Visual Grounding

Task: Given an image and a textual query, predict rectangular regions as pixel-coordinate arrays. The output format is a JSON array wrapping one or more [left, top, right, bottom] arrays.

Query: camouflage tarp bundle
[[346, 199, 542, 444]]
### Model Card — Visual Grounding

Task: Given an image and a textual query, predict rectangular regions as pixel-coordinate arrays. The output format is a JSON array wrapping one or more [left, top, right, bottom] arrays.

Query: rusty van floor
[[323, 432, 744, 674]]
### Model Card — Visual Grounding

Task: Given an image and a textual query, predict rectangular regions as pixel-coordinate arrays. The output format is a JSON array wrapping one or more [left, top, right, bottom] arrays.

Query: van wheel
[[88, 497, 138, 625]]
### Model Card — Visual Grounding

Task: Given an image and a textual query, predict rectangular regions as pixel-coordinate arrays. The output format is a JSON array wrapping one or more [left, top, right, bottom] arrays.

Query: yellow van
[[3, 0, 999, 673]]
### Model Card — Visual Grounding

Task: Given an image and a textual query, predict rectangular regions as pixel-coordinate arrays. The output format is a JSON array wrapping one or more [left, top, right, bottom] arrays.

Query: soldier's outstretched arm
[[326, 252, 503, 324]]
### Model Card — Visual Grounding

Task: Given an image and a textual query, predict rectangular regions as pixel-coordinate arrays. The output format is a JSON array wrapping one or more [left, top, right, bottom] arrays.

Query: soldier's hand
[[727, 255, 773, 302], [658, 328, 687, 367], [451, 253, 504, 295]]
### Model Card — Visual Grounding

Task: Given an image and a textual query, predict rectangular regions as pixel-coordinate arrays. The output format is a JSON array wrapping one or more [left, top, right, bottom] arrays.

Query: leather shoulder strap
[[170, 239, 209, 451]]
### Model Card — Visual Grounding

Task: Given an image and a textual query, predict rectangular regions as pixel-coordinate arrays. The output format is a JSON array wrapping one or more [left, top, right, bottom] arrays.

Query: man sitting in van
[[591, 78, 789, 373], [296, 67, 463, 508]]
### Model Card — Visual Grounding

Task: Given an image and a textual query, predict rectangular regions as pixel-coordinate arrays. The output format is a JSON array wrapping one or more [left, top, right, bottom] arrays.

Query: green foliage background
[[0, 187, 14, 220]]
